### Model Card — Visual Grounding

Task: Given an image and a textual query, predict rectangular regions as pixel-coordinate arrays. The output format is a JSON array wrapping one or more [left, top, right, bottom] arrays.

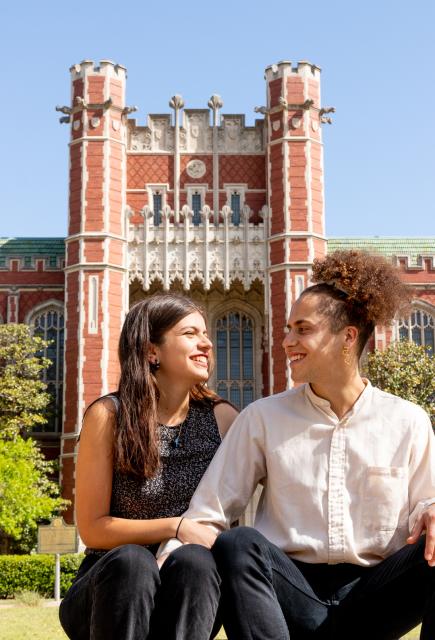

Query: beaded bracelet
[[175, 516, 184, 540]]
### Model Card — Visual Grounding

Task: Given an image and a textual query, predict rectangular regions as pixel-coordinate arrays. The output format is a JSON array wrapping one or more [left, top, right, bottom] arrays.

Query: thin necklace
[[158, 408, 189, 449], [172, 421, 184, 449]]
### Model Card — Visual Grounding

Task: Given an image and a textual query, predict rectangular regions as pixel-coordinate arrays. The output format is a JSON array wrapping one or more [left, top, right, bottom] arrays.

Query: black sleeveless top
[[85, 397, 222, 555]]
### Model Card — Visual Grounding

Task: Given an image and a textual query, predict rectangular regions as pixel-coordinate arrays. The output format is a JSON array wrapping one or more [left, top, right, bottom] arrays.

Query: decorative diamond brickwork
[[127, 155, 173, 188], [219, 155, 266, 189]]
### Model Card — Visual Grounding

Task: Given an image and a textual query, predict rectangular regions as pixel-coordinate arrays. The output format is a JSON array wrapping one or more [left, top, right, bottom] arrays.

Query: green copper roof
[[328, 237, 435, 266], [0, 238, 65, 257]]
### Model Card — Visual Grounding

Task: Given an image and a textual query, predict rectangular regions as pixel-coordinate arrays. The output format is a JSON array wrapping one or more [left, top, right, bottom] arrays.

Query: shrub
[[0, 553, 84, 598], [365, 340, 435, 426]]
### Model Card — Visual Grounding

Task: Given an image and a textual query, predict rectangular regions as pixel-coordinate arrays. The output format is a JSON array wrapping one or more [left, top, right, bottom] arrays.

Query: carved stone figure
[[186, 160, 206, 179]]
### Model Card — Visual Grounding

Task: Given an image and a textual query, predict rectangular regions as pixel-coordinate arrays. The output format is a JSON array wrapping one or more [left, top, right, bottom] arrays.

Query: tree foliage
[[0, 324, 52, 436], [0, 437, 67, 553], [365, 340, 435, 426], [0, 324, 67, 553]]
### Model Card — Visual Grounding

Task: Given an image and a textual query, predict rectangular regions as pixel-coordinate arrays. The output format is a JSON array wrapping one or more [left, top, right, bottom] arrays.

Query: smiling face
[[282, 294, 348, 385], [150, 311, 213, 388]]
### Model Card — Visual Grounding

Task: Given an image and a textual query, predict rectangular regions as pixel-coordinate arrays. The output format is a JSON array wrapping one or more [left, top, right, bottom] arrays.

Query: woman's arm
[[213, 401, 239, 438], [76, 398, 212, 549]]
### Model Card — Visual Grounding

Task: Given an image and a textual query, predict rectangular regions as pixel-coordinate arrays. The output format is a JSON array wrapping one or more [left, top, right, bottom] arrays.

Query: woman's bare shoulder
[[81, 396, 117, 442], [213, 401, 239, 438]]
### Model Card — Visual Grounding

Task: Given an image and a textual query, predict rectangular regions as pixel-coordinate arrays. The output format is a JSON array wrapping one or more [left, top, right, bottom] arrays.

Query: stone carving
[[169, 95, 185, 111], [130, 129, 152, 151], [90, 117, 100, 128], [179, 128, 187, 150], [208, 94, 223, 112], [186, 159, 206, 179], [128, 206, 266, 291], [241, 130, 262, 152], [185, 112, 209, 152], [152, 119, 167, 151], [223, 118, 241, 151], [128, 109, 263, 153]]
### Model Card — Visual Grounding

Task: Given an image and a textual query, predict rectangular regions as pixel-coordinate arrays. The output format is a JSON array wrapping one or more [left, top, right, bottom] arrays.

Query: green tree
[[0, 324, 52, 436], [0, 324, 68, 553], [0, 437, 67, 553], [365, 340, 435, 426]]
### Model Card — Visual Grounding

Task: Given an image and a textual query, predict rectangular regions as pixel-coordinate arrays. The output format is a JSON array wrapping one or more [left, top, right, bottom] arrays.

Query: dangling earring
[[150, 359, 160, 373], [342, 346, 351, 366]]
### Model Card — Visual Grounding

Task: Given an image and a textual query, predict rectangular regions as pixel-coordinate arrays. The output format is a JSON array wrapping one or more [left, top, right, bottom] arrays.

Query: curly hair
[[301, 250, 411, 355]]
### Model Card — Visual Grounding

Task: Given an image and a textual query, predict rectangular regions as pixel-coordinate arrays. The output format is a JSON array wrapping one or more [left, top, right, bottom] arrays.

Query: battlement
[[128, 109, 265, 154], [264, 60, 321, 82], [69, 59, 127, 81]]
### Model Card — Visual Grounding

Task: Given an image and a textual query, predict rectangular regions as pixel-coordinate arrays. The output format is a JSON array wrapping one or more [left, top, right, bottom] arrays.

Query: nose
[[282, 329, 296, 350], [199, 333, 213, 350]]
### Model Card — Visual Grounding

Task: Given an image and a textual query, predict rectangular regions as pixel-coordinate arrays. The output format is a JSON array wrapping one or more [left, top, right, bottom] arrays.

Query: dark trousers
[[212, 526, 435, 640], [59, 543, 221, 640]]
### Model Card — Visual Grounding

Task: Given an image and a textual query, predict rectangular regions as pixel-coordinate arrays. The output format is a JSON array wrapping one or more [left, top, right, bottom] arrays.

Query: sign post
[[37, 517, 78, 603]]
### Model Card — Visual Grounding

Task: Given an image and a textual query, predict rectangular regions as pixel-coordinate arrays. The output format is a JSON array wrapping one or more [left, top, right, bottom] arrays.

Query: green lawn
[[0, 603, 420, 639]]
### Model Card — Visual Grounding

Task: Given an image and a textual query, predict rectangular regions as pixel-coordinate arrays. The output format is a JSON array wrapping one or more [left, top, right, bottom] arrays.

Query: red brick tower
[[265, 61, 327, 393], [61, 61, 129, 519]]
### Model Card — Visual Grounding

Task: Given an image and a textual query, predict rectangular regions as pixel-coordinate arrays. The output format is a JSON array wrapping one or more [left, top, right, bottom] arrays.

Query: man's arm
[[406, 409, 435, 565], [157, 403, 267, 558]]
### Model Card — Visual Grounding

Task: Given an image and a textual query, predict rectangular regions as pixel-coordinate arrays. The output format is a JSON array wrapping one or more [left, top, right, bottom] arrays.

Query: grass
[[0, 603, 421, 639], [0, 605, 67, 640]]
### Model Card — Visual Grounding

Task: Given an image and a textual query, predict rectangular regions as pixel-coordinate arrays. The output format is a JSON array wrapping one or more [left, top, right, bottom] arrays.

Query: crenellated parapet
[[128, 111, 265, 154]]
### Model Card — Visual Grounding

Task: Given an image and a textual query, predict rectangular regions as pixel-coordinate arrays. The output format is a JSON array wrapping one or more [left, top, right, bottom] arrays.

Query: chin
[[289, 368, 308, 384]]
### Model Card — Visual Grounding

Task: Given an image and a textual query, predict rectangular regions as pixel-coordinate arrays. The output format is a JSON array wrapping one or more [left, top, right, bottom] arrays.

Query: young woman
[[162, 251, 435, 639], [59, 293, 238, 640]]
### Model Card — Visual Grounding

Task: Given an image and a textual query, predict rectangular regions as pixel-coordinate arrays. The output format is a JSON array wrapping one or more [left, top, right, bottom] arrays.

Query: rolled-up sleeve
[[408, 409, 435, 532]]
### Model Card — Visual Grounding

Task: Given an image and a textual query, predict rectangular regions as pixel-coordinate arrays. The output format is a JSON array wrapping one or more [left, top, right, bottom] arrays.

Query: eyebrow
[[286, 319, 310, 328], [177, 325, 208, 333]]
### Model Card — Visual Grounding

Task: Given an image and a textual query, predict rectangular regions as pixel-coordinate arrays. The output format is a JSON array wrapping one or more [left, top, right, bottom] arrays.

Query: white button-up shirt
[[159, 381, 435, 566]]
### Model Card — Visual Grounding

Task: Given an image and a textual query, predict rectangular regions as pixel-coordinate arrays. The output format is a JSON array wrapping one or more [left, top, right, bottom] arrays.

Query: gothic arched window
[[32, 308, 64, 432], [398, 308, 435, 354], [216, 311, 255, 409]]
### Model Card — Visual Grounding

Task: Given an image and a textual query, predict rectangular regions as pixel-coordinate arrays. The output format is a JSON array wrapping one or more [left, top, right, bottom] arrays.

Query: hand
[[407, 504, 435, 566], [177, 518, 218, 548]]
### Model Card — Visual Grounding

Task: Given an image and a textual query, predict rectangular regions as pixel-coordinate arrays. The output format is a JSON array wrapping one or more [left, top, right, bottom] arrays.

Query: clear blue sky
[[1, 0, 434, 238]]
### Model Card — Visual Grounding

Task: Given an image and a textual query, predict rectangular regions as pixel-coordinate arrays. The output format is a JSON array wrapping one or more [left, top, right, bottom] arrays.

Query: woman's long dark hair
[[115, 293, 218, 478]]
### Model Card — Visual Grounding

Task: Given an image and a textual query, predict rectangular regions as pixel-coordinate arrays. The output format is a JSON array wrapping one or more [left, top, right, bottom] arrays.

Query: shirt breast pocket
[[362, 466, 408, 532]]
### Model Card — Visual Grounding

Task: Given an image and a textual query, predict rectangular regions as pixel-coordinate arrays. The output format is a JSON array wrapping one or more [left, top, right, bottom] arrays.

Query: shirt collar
[[304, 379, 372, 420]]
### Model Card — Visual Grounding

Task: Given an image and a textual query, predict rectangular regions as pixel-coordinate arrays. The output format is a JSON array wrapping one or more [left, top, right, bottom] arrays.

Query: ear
[[343, 326, 359, 349], [147, 344, 159, 363]]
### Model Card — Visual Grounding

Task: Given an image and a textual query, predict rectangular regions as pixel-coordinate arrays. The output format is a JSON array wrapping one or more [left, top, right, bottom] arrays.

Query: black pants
[[212, 526, 435, 640], [59, 543, 221, 640]]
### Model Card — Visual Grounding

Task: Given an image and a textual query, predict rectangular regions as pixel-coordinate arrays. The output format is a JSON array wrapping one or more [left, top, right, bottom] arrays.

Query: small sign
[[37, 517, 78, 555]]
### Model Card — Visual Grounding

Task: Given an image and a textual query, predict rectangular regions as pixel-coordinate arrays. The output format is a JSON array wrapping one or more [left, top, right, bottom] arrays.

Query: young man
[[159, 251, 435, 640]]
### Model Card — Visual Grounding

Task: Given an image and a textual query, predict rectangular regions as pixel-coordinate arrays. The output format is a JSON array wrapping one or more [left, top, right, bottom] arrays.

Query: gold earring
[[342, 346, 351, 366]]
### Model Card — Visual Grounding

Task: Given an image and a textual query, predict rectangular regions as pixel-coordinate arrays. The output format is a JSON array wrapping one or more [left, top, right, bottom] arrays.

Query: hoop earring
[[150, 359, 160, 373], [342, 346, 351, 366]]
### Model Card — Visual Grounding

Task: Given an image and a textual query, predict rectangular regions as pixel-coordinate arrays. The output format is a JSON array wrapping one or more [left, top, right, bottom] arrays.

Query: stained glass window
[[216, 312, 255, 409], [398, 309, 434, 355], [32, 309, 64, 432]]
